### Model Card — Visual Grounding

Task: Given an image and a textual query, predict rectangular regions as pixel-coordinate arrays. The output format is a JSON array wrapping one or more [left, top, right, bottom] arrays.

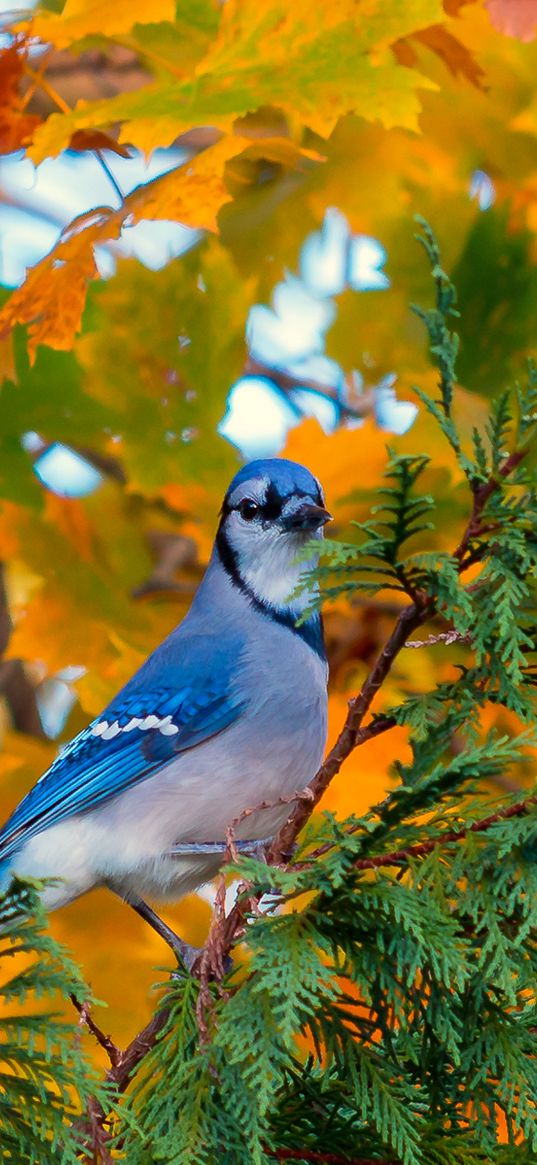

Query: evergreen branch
[[454, 448, 527, 566], [349, 792, 537, 872], [412, 215, 459, 420], [299, 790, 537, 866], [267, 1150, 399, 1164]]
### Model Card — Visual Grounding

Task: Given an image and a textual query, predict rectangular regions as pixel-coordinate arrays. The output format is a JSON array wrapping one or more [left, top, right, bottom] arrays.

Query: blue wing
[[0, 661, 245, 862]]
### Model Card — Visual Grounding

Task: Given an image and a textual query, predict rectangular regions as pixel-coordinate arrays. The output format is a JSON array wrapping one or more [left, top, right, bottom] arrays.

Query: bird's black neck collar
[[215, 525, 326, 662]]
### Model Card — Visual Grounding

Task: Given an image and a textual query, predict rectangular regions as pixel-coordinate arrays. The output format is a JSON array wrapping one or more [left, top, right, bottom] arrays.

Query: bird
[[0, 458, 331, 965]]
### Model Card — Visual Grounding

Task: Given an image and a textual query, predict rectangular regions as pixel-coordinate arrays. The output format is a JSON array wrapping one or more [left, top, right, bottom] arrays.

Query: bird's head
[[216, 458, 331, 616]]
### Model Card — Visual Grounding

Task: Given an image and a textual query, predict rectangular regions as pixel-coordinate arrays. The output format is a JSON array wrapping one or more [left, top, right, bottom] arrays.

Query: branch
[[405, 629, 471, 648], [104, 1003, 171, 1095], [244, 357, 375, 425], [70, 994, 121, 1069], [73, 1000, 173, 1150], [268, 604, 427, 864], [454, 448, 527, 566], [350, 792, 537, 872]]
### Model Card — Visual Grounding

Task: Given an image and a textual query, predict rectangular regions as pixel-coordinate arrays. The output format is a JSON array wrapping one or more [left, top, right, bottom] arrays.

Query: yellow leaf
[[129, 134, 247, 229], [28, 0, 444, 160], [30, 0, 176, 51]]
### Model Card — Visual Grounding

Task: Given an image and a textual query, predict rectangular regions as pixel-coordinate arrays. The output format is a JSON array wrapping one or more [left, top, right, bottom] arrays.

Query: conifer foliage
[[0, 880, 109, 1162], [3, 225, 537, 1164]]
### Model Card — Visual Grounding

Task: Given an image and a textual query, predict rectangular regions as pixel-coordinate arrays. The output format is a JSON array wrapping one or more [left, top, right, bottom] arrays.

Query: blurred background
[[1, 0, 537, 1056]]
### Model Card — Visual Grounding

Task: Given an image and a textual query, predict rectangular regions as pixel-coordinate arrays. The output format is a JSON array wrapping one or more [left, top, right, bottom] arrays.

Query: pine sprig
[[412, 216, 460, 422], [0, 879, 113, 1164]]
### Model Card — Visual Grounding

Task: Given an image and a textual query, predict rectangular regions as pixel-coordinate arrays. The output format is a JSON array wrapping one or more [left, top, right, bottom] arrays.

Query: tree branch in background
[[0, 563, 44, 738]]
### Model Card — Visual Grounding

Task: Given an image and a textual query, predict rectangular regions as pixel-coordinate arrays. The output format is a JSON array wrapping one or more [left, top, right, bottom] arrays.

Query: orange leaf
[[414, 24, 487, 88], [0, 39, 40, 153]]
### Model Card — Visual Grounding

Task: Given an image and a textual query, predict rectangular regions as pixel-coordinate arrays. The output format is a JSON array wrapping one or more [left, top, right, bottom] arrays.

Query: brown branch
[[70, 994, 121, 1069], [104, 1003, 171, 1095], [73, 1000, 173, 1149], [453, 449, 527, 566], [244, 357, 375, 425]]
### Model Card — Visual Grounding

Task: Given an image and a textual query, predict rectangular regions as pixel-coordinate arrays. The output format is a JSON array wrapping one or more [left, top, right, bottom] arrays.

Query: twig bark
[[453, 449, 526, 567], [70, 994, 122, 1069], [405, 629, 471, 648]]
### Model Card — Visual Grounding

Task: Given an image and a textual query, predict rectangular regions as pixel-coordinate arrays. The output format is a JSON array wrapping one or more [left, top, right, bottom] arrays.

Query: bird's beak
[[282, 503, 333, 532]]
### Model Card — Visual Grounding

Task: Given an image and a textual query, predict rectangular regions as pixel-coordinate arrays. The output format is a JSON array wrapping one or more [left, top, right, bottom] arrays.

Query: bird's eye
[[239, 499, 259, 521]]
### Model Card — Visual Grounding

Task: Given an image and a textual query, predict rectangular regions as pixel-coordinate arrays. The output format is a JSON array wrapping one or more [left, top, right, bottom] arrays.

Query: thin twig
[[453, 448, 527, 566], [70, 994, 121, 1069], [105, 1004, 172, 1094], [24, 63, 71, 115], [405, 629, 471, 648]]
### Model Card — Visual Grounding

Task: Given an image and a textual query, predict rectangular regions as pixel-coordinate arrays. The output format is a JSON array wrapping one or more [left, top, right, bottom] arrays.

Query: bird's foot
[[126, 897, 201, 971], [125, 896, 233, 978]]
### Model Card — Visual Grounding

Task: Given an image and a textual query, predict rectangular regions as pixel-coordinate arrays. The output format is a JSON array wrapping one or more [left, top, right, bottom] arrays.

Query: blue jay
[[0, 459, 330, 963]]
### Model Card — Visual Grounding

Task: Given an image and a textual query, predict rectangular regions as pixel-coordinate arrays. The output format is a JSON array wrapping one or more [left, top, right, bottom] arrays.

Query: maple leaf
[[27, 0, 446, 161], [0, 39, 40, 153]]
